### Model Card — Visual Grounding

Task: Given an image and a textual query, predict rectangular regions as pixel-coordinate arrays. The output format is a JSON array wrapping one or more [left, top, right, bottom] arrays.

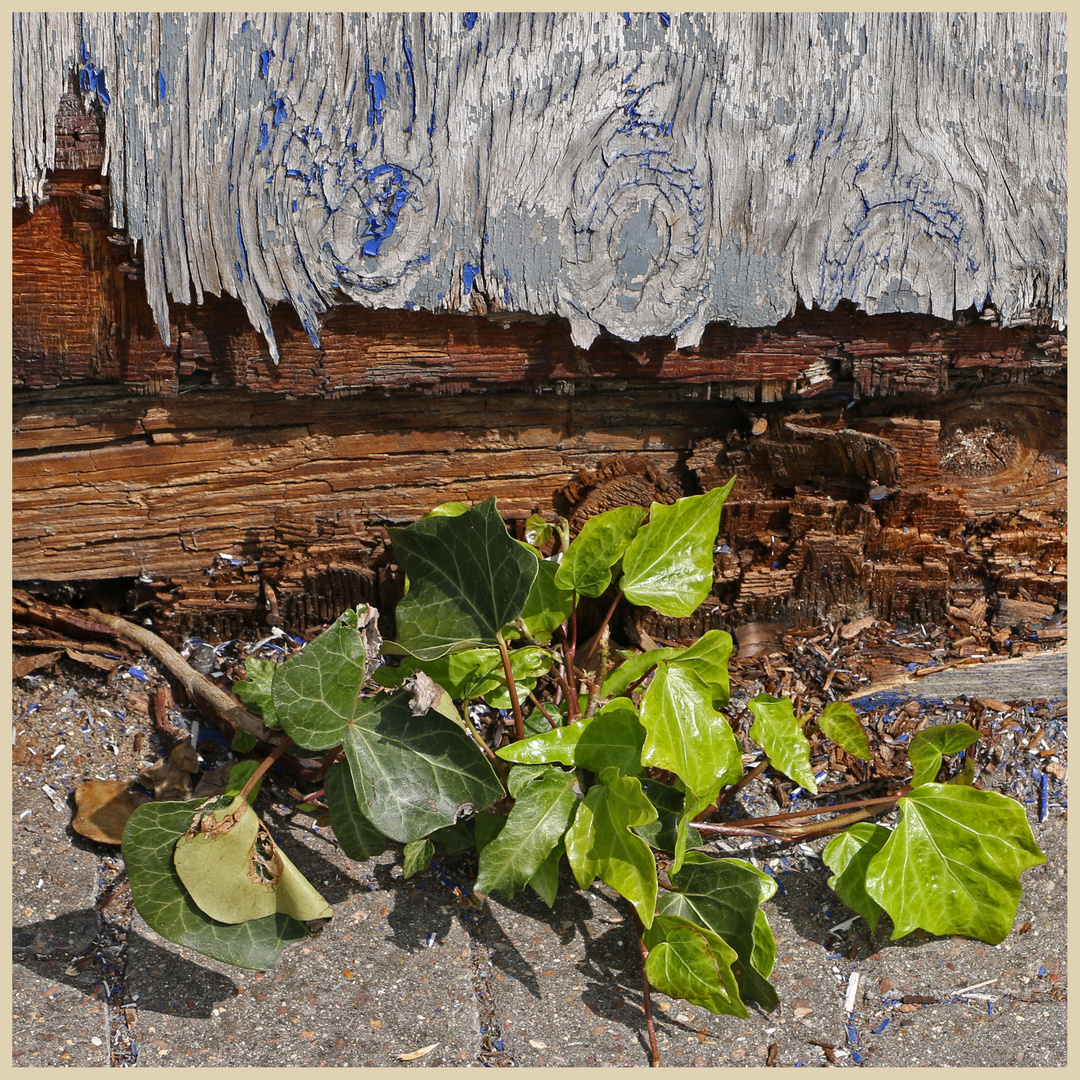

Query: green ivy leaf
[[473, 810, 507, 854], [555, 504, 648, 597], [817, 701, 871, 760], [620, 480, 735, 617], [640, 663, 742, 802], [231, 728, 259, 754], [222, 760, 264, 803], [424, 501, 471, 518], [122, 798, 310, 970], [822, 822, 890, 932], [907, 723, 980, 788], [633, 780, 705, 855], [524, 514, 555, 548], [403, 838, 435, 879], [340, 689, 504, 843], [474, 765, 579, 899], [173, 795, 333, 925], [517, 557, 575, 638], [747, 694, 818, 793], [643, 916, 747, 1017], [669, 630, 733, 709], [656, 851, 780, 1010], [233, 657, 279, 726], [865, 784, 1046, 944], [324, 759, 387, 862], [388, 497, 538, 660], [565, 768, 658, 928], [528, 840, 564, 906], [601, 647, 680, 698]]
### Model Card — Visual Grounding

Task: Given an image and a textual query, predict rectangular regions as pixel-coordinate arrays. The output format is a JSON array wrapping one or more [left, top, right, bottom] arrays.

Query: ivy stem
[[635, 911, 661, 1067], [526, 690, 559, 730], [578, 588, 623, 672], [239, 735, 295, 803], [495, 632, 526, 741], [708, 758, 770, 814], [734, 792, 907, 826]]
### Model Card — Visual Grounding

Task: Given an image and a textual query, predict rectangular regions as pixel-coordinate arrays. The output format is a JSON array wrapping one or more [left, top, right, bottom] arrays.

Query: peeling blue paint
[[157, 69, 166, 102], [462, 262, 481, 293], [855, 159, 868, 174], [258, 123, 269, 151], [464, 13, 477, 30], [273, 98, 288, 126], [79, 64, 111, 107], [622, 13, 632, 26], [367, 67, 386, 125], [659, 13, 671, 28], [261, 49, 273, 77]]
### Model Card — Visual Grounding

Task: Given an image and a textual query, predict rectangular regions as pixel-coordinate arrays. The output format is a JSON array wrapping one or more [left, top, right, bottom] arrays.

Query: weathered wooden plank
[[13, 12, 1066, 361]]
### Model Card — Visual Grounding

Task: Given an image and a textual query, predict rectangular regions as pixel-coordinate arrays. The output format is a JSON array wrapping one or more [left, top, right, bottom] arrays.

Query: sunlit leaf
[[907, 723, 980, 788], [656, 851, 780, 1010], [747, 693, 818, 793], [528, 839, 564, 906], [474, 765, 578, 899], [865, 783, 1046, 944], [620, 480, 735, 617], [822, 822, 890, 932], [555, 504, 647, 598], [643, 916, 747, 1017], [403, 838, 435, 879], [565, 767, 658, 928], [233, 657, 279, 726], [324, 759, 387, 862], [817, 701, 871, 760], [524, 514, 555, 548], [517, 556, 575, 638], [123, 798, 310, 970], [602, 647, 679, 698], [669, 630, 733, 709], [389, 497, 538, 660]]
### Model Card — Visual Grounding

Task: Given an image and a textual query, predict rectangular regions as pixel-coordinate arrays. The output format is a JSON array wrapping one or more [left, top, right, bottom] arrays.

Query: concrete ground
[[12, 650, 1067, 1067]]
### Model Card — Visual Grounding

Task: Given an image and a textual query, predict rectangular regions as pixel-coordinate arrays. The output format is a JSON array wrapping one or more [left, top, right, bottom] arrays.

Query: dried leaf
[[169, 740, 201, 774], [398, 1043, 439, 1061], [72, 780, 149, 844], [138, 760, 194, 801]]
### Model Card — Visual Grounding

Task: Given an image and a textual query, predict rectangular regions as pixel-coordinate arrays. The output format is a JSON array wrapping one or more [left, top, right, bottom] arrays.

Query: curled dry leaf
[[169, 740, 201, 774], [72, 780, 149, 845], [397, 1043, 439, 1061], [138, 759, 194, 801], [194, 763, 234, 798]]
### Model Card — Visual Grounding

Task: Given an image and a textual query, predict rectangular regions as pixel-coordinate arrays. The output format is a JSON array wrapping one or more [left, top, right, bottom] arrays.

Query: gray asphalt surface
[[12, 650, 1067, 1067]]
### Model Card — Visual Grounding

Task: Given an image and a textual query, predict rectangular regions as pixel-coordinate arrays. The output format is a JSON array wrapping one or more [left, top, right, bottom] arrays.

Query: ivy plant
[[122, 486, 1046, 1065]]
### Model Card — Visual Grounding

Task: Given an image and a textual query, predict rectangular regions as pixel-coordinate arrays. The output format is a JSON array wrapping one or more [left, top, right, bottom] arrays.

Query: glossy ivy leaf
[[424, 501, 471, 518], [601, 647, 679, 698], [528, 839, 564, 906], [907, 722, 980, 788], [747, 694, 818, 793], [620, 479, 735, 617], [643, 916, 747, 1017], [324, 759, 387, 862], [384, 645, 553, 705], [122, 798, 310, 970], [222, 760, 264, 803], [273, 606, 369, 751], [231, 728, 259, 754], [656, 851, 780, 1010], [388, 497, 538, 660], [817, 701, 871, 761], [340, 689, 504, 843], [474, 765, 578, 899], [822, 822, 890, 933], [672, 787, 713, 875], [555, 504, 647, 597], [517, 557, 574, 638], [865, 783, 1046, 944], [524, 514, 555, 548], [633, 780, 704, 855], [173, 795, 333, 925], [565, 767, 658, 928], [495, 697, 644, 776], [473, 810, 507, 854], [640, 663, 742, 802], [669, 630, 733, 709], [233, 657, 278, 726], [403, 838, 435, 879]]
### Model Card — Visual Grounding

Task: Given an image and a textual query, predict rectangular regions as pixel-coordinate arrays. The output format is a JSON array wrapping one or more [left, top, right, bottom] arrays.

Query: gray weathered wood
[[12, 12, 1067, 358]]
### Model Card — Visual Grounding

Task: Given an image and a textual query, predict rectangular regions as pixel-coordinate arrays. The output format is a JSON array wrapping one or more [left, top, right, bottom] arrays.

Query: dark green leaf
[[555, 504, 647, 597], [656, 851, 780, 1010], [403, 838, 435, 879], [474, 765, 578, 899], [473, 810, 507, 854], [643, 916, 747, 1017], [429, 823, 476, 855], [389, 497, 538, 660], [907, 722, 980, 788], [822, 822, 890, 932], [340, 689, 504, 843], [123, 798, 310, 970], [231, 728, 259, 754], [233, 657, 278, 726], [633, 780, 704, 855], [222, 760, 264, 803], [620, 480, 735, 617], [817, 701, 871, 760], [565, 767, 658, 928], [865, 784, 1046, 944], [517, 557, 575, 638], [747, 694, 818, 793], [324, 759, 387, 862]]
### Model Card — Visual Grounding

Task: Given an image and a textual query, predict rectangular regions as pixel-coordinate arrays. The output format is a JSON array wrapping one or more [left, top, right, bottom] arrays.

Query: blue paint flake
[[464, 13, 477, 30], [157, 69, 166, 101], [622, 13, 632, 26], [367, 68, 386, 125], [462, 262, 481, 293], [79, 64, 111, 107], [659, 13, 670, 28], [273, 98, 288, 126], [258, 122, 269, 152], [261, 49, 273, 77], [872, 1018, 890, 1034]]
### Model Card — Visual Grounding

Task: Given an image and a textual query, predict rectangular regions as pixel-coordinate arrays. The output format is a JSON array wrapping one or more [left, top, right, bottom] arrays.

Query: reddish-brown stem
[[636, 912, 661, 1067], [495, 634, 526, 741], [239, 735, 295, 803], [578, 589, 623, 672], [733, 792, 907, 825], [527, 691, 559, 729], [710, 758, 770, 813]]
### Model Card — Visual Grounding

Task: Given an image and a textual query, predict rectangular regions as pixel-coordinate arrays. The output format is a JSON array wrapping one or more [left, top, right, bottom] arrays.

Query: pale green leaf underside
[[747, 693, 818, 793], [907, 722, 980, 788], [620, 480, 735, 617], [122, 799, 309, 971], [822, 822, 890, 932], [865, 784, 1046, 944], [555, 504, 647, 597], [818, 701, 871, 760], [389, 497, 538, 660], [403, 838, 435, 878], [565, 768, 658, 928]]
